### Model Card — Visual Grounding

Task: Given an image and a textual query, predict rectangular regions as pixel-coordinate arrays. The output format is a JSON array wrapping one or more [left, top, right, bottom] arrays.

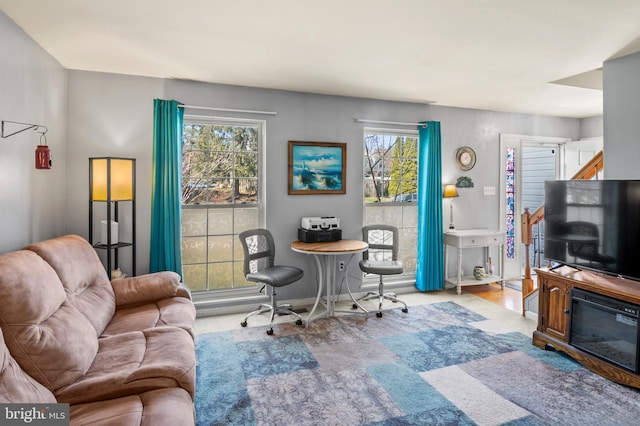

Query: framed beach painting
[[288, 141, 346, 194]]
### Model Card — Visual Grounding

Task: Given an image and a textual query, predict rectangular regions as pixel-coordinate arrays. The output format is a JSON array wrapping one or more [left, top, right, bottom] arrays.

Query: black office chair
[[355, 224, 408, 318], [238, 229, 304, 335], [565, 221, 615, 266]]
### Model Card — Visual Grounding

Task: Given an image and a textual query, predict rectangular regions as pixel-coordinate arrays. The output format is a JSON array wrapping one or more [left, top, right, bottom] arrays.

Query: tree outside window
[[363, 129, 419, 276], [364, 132, 418, 203], [180, 120, 263, 294]]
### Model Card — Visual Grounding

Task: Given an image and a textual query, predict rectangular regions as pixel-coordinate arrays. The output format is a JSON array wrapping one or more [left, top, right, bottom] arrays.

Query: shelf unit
[[444, 229, 506, 294], [89, 157, 136, 279]]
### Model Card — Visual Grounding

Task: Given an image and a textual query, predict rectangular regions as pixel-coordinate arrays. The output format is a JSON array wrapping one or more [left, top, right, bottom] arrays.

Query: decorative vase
[[486, 257, 495, 276], [473, 266, 486, 280]]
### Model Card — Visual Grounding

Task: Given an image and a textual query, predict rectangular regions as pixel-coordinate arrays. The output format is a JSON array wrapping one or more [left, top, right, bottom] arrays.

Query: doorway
[[499, 134, 568, 281], [521, 145, 559, 271]]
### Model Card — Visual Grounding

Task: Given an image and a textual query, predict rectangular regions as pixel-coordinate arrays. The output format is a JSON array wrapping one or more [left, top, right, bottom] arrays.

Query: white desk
[[291, 239, 368, 326], [444, 229, 505, 294]]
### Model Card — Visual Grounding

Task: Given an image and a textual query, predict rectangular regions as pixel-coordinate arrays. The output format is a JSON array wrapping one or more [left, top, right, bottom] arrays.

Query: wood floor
[[463, 282, 523, 314]]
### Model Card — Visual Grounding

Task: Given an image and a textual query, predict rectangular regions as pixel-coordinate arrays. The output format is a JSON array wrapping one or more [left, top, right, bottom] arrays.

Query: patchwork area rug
[[195, 302, 640, 425]]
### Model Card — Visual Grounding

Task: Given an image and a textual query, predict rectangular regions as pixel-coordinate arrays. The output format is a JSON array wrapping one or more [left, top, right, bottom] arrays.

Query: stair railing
[[520, 150, 604, 315]]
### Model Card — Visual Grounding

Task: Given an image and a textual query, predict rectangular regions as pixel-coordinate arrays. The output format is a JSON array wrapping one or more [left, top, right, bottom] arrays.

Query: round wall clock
[[455, 146, 476, 171]]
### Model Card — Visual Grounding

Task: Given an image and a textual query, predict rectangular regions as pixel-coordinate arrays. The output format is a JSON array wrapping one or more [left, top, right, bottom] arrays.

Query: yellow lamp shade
[[443, 184, 459, 198], [91, 158, 134, 201]]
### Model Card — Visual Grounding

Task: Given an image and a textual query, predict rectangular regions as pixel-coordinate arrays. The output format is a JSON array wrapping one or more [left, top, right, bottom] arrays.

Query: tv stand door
[[539, 274, 571, 342]]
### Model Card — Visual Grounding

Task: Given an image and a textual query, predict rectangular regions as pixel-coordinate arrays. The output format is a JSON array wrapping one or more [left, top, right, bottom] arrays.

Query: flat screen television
[[544, 180, 640, 281]]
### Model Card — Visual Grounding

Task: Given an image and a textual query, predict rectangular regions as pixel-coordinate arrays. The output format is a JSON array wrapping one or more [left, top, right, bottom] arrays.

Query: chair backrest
[[362, 225, 399, 261], [238, 229, 276, 276], [0, 246, 100, 393], [0, 315, 58, 403], [565, 221, 599, 258]]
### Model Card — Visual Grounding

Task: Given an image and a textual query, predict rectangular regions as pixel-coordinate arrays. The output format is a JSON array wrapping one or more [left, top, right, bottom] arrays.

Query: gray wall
[[62, 74, 581, 300], [3, 10, 597, 304], [0, 12, 67, 253], [164, 80, 432, 300], [65, 71, 164, 274], [580, 115, 604, 139], [603, 51, 640, 179], [429, 106, 579, 232]]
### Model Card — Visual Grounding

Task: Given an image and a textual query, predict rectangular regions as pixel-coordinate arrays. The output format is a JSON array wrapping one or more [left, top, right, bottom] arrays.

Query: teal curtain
[[150, 99, 184, 276], [416, 121, 444, 291]]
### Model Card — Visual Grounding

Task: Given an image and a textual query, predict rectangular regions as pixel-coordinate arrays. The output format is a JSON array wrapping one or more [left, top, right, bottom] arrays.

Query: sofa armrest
[[111, 271, 191, 306]]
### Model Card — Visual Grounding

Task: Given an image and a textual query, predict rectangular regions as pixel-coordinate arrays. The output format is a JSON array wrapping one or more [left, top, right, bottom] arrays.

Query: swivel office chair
[[355, 224, 408, 318], [565, 221, 615, 267], [238, 229, 304, 335]]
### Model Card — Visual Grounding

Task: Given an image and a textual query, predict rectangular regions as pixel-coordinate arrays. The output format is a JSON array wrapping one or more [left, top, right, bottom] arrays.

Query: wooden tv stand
[[534, 267, 640, 389]]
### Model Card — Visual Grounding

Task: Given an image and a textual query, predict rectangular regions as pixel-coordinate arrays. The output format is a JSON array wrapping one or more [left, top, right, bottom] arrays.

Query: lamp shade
[[443, 184, 459, 198], [90, 157, 135, 201]]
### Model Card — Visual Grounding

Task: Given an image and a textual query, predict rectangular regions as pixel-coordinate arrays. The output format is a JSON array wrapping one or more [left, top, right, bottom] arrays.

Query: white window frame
[[362, 127, 419, 288], [181, 115, 266, 302]]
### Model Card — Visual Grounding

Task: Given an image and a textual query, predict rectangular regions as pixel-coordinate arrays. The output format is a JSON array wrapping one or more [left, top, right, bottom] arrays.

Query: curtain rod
[[178, 104, 277, 116], [354, 118, 424, 127]]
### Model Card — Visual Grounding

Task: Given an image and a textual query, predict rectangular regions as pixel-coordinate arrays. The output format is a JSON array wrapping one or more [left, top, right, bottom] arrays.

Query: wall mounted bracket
[[1, 120, 48, 139]]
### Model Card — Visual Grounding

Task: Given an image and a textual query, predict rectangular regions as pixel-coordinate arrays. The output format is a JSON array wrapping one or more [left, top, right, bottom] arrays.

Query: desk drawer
[[459, 234, 504, 247]]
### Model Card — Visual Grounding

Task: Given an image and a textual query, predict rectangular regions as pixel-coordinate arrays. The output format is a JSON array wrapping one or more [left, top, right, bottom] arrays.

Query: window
[[505, 147, 516, 260], [363, 130, 419, 277], [180, 117, 265, 296], [364, 131, 418, 203]]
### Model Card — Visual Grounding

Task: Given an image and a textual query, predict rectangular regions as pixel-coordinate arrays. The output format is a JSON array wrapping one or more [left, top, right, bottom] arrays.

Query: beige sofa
[[0, 234, 197, 425]]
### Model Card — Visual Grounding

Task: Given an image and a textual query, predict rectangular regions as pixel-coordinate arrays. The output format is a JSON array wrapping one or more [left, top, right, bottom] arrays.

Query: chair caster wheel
[[376, 312, 383, 318], [266, 328, 274, 335], [296, 319, 303, 326], [241, 321, 247, 327], [352, 303, 358, 309], [402, 308, 408, 313]]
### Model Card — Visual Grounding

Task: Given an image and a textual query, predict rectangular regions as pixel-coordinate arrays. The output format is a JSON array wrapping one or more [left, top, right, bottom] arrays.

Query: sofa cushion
[[0, 250, 99, 392], [111, 272, 185, 306], [24, 234, 116, 336], [0, 326, 57, 403], [69, 388, 194, 426], [54, 327, 195, 404], [102, 297, 196, 338]]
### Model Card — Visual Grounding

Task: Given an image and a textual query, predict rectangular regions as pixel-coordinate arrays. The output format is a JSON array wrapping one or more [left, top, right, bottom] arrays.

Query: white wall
[[0, 12, 67, 253], [564, 137, 603, 179], [603, 51, 640, 179]]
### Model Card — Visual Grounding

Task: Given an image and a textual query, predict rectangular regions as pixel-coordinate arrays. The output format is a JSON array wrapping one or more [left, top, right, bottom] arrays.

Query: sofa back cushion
[[0, 250, 99, 392], [0, 326, 56, 403], [24, 234, 116, 335]]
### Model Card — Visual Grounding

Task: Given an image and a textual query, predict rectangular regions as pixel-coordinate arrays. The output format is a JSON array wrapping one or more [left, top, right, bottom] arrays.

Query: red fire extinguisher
[[35, 132, 51, 169]]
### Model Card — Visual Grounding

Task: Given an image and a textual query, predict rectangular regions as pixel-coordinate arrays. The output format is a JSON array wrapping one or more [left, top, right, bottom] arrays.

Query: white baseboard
[[524, 310, 538, 322], [194, 284, 417, 318]]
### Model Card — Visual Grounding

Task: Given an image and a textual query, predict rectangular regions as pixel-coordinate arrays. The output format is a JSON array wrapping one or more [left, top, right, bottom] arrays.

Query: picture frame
[[288, 141, 346, 195]]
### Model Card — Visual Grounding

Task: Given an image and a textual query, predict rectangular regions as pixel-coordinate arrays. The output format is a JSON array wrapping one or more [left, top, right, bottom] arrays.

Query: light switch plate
[[484, 186, 496, 195]]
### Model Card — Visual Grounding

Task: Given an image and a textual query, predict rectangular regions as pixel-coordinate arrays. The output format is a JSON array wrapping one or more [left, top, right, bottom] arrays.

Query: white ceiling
[[3, 0, 640, 118]]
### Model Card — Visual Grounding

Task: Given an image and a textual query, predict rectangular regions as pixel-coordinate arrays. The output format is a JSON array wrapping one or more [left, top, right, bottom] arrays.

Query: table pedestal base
[[305, 252, 368, 326]]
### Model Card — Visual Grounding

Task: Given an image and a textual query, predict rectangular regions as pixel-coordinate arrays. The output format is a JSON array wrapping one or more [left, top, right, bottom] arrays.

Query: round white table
[[291, 239, 368, 326]]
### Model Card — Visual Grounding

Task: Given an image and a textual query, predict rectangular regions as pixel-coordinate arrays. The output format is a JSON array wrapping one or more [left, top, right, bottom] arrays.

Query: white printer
[[298, 216, 341, 242], [300, 216, 340, 231]]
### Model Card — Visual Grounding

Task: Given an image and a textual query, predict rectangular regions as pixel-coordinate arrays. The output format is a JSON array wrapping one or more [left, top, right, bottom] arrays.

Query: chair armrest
[[111, 271, 191, 306]]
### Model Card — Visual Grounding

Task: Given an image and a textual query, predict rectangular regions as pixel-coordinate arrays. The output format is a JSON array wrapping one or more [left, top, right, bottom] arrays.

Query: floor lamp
[[443, 184, 459, 232], [89, 157, 136, 279]]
